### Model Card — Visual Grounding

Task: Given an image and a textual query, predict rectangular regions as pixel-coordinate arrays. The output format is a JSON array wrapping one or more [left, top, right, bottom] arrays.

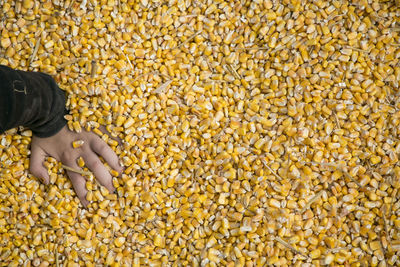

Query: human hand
[[29, 125, 123, 207]]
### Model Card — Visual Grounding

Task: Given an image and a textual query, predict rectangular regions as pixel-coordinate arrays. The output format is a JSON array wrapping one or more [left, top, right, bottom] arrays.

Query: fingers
[[90, 134, 123, 173], [62, 155, 89, 207], [82, 150, 115, 193], [29, 144, 50, 184]]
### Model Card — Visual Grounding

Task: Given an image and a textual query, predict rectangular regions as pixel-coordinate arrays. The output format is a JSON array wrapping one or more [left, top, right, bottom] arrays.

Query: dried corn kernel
[[72, 140, 84, 148]]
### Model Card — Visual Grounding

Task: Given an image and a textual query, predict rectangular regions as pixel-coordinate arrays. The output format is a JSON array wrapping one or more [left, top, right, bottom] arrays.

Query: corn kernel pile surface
[[1, 0, 400, 266]]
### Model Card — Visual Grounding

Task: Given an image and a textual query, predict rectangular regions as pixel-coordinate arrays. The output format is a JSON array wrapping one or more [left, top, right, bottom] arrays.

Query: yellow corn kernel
[[114, 237, 125, 248], [72, 140, 84, 148], [110, 169, 119, 177], [310, 249, 321, 259], [77, 157, 85, 168]]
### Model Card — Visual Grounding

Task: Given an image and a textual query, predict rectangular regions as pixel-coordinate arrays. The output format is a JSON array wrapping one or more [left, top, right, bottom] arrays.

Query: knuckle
[[98, 143, 108, 154], [87, 158, 101, 170], [61, 150, 75, 163]]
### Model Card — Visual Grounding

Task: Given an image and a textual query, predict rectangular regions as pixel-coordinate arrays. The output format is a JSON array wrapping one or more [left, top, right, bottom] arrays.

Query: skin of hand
[[29, 125, 123, 207]]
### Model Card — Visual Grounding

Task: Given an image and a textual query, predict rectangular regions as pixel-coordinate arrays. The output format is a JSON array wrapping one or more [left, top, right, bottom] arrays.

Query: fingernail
[[82, 200, 90, 209]]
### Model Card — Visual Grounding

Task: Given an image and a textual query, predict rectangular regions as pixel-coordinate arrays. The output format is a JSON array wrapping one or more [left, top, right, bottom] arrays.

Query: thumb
[[30, 144, 50, 185]]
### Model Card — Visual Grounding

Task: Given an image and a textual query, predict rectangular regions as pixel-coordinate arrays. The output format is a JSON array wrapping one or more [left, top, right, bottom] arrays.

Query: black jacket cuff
[[0, 65, 67, 137]]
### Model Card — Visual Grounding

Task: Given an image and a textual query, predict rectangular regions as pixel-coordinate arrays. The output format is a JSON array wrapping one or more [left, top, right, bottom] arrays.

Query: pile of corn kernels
[[1, 0, 400, 266]]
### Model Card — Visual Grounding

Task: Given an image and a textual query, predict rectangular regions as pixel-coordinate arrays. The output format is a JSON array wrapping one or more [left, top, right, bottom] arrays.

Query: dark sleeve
[[0, 65, 67, 138]]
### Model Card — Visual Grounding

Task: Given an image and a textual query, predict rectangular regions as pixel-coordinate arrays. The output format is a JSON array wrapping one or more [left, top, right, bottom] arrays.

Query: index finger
[[62, 157, 89, 207]]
